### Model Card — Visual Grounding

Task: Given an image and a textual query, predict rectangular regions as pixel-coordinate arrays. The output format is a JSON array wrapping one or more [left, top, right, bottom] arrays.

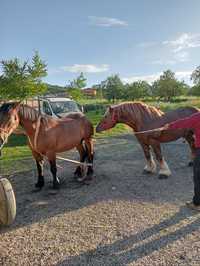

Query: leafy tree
[[93, 84, 103, 99], [123, 81, 151, 100], [188, 85, 200, 96], [191, 66, 200, 85], [67, 72, 87, 100], [69, 72, 87, 89], [151, 70, 187, 101], [101, 74, 124, 103], [0, 51, 47, 101]]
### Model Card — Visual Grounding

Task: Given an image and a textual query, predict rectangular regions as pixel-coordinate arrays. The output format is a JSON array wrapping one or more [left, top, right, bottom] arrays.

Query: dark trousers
[[193, 148, 200, 205]]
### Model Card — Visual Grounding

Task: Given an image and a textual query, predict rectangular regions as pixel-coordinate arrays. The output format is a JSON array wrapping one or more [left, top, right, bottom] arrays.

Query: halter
[[111, 109, 118, 123]]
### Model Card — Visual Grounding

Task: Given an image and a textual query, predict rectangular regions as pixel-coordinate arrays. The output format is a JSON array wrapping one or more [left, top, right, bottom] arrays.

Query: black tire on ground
[[0, 178, 16, 226]]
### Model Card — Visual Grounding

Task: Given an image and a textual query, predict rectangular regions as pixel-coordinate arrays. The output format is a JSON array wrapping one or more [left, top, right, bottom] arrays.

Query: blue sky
[[1, 0, 200, 86]]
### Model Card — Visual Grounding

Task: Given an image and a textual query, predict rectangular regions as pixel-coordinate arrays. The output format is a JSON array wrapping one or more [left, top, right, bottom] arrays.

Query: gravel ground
[[1, 134, 200, 266]]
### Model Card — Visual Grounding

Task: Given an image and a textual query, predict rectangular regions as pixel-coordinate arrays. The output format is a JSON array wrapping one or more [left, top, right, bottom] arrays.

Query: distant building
[[82, 88, 97, 97]]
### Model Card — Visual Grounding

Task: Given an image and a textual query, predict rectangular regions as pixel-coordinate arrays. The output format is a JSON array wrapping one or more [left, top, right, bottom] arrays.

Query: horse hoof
[[85, 174, 93, 184], [158, 174, 168, 179], [74, 172, 82, 180], [188, 161, 193, 167], [53, 180, 60, 190], [32, 188, 42, 193], [35, 181, 44, 188], [143, 169, 153, 175]]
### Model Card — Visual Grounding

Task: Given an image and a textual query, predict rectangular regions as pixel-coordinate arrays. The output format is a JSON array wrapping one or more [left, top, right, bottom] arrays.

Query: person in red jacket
[[164, 112, 200, 211]]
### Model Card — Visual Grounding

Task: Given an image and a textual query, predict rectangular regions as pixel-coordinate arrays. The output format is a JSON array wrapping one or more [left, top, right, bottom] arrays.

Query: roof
[[39, 97, 73, 102]]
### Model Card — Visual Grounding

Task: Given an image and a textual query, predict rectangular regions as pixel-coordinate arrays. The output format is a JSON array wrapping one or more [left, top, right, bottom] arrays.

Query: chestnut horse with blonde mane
[[96, 101, 199, 179], [0, 102, 94, 189]]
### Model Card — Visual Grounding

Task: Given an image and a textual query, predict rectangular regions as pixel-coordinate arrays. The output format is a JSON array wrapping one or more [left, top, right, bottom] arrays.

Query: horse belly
[[55, 133, 83, 152], [157, 129, 187, 143]]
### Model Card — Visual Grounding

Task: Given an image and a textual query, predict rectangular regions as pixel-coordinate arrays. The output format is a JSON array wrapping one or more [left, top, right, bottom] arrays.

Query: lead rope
[[133, 126, 166, 135]]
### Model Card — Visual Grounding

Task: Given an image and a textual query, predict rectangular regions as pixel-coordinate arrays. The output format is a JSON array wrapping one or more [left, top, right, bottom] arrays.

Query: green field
[[1, 96, 200, 175]]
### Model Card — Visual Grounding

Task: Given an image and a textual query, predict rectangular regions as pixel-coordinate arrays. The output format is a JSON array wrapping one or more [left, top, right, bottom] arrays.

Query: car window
[[43, 102, 52, 115], [50, 101, 80, 114]]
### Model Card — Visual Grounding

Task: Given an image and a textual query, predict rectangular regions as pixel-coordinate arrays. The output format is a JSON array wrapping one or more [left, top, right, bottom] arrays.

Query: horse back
[[162, 106, 200, 124]]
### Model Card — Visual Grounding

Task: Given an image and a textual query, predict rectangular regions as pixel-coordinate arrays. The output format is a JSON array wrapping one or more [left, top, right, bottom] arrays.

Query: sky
[[1, 0, 200, 87]]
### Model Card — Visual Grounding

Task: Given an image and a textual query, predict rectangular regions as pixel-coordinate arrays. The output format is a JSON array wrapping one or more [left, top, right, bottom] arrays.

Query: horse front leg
[[32, 150, 45, 189], [74, 143, 87, 180], [48, 154, 60, 189], [141, 143, 157, 174], [151, 142, 171, 179]]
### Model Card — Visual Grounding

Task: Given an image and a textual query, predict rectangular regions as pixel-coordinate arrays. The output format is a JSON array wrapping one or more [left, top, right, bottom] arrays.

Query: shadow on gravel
[[57, 206, 200, 265], [0, 135, 194, 236]]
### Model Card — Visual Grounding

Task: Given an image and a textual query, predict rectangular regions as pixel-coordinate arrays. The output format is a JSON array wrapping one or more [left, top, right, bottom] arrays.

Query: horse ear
[[13, 102, 21, 111], [9, 102, 21, 114]]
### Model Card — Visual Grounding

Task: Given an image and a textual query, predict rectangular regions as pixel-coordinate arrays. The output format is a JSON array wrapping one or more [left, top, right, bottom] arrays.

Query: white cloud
[[122, 73, 161, 84], [175, 70, 192, 79], [61, 64, 109, 73], [174, 51, 190, 62], [88, 16, 128, 27], [122, 70, 193, 84], [163, 33, 200, 53]]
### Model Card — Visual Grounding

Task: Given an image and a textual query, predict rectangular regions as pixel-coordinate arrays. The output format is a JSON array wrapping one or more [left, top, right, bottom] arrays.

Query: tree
[[151, 70, 187, 101], [0, 51, 47, 101], [191, 66, 200, 85], [188, 85, 200, 96], [69, 72, 87, 89], [67, 72, 87, 100], [123, 81, 151, 100], [101, 74, 124, 102]]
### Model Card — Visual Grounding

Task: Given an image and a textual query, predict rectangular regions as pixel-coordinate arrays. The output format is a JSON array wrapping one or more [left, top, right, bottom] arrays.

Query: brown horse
[[0, 102, 94, 189], [96, 101, 199, 179]]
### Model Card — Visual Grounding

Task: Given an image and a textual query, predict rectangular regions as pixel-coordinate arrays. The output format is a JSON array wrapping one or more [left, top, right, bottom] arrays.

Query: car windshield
[[50, 101, 80, 114]]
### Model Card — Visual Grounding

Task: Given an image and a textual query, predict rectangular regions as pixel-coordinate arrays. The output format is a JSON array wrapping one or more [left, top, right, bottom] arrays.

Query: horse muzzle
[[96, 124, 103, 133]]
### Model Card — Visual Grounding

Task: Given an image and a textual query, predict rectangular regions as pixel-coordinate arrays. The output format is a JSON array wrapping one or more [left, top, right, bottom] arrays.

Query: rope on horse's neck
[[34, 116, 42, 150], [0, 128, 10, 151]]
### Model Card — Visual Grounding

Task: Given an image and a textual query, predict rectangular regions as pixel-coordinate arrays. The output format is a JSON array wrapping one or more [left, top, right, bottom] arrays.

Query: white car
[[38, 97, 83, 118]]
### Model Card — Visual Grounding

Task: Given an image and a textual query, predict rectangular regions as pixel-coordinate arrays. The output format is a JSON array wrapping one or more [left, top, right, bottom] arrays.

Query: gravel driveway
[[1, 134, 200, 266]]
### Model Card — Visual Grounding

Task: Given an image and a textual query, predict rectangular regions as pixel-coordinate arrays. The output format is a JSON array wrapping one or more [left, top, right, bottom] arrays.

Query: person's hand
[[162, 123, 169, 130]]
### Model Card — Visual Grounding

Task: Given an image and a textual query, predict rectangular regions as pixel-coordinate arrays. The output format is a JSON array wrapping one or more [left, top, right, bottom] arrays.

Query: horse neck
[[115, 105, 139, 131], [116, 103, 163, 131], [18, 108, 38, 138]]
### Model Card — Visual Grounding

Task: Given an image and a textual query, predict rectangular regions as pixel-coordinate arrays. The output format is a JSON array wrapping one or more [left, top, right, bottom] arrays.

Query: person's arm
[[167, 112, 200, 130]]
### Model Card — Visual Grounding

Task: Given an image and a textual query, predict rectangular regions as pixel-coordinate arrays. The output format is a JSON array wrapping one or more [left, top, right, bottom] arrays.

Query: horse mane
[[0, 102, 45, 122], [114, 101, 164, 122], [19, 104, 42, 122], [0, 102, 17, 113]]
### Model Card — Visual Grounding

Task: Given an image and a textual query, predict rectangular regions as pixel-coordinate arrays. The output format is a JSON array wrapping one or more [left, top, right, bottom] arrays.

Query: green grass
[[2, 96, 200, 175], [0, 135, 32, 175]]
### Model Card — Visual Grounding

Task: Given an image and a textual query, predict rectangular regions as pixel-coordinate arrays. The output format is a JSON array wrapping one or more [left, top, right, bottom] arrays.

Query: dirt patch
[[1, 134, 200, 266]]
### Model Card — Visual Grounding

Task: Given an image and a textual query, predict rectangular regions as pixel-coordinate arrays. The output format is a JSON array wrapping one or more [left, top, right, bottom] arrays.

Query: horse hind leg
[[74, 143, 87, 180], [84, 138, 94, 181]]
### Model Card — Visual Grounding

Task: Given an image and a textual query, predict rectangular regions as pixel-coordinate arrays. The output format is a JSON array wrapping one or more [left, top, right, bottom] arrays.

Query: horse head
[[96, 106, 118, 132], [0, 102, 21, 146]]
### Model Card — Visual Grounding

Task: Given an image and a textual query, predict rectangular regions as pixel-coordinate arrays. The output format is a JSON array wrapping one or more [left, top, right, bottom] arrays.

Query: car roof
[[40, 97, 74, 102]]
